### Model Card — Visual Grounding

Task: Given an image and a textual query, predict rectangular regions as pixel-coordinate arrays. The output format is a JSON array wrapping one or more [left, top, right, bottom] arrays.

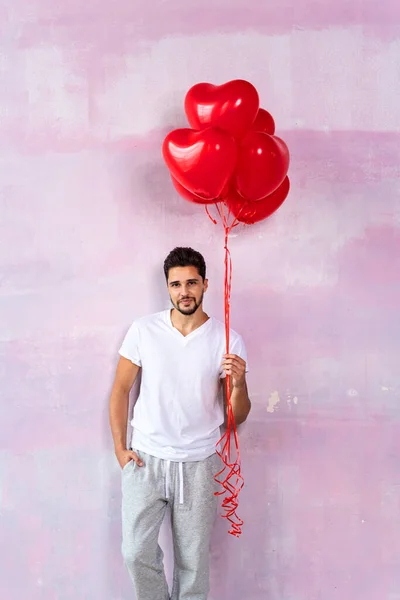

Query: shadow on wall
[[139, 101, 203, 218], [140, 153, 201, 219], [209, 415, 300, 600]]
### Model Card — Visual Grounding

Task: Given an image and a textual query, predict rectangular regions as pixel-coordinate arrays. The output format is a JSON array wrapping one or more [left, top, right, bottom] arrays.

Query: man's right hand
[[116, 449, 144, 469]]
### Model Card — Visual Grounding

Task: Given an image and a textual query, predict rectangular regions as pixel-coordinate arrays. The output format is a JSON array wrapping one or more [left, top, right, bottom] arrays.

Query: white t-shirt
[[119, 309, 248, 462]]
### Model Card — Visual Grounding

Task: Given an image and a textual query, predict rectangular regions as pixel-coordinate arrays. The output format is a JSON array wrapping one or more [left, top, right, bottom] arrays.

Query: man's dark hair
[[163, 247, 206, 281]]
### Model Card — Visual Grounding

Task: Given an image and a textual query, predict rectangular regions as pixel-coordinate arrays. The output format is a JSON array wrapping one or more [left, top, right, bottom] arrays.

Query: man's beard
[[171, 291, 204, 316]]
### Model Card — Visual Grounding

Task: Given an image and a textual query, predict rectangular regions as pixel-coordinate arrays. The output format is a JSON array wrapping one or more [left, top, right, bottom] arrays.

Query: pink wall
[[1, 1, 400, 599]]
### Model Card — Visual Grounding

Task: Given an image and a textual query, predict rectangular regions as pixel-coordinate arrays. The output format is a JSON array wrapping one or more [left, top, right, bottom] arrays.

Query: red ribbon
[[206, 202, 244, 538]]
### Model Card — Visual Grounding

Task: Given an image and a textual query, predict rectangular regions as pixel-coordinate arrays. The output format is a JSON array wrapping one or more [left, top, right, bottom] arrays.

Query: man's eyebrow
[[169, 278, 200, 285]]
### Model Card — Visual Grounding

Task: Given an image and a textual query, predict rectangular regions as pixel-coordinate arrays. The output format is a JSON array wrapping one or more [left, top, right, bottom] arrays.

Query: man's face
[[167, 266, 208, 316]]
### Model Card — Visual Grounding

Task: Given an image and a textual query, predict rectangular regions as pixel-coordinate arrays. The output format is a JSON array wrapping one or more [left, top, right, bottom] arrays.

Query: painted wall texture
[[1, 1, 400, 599]]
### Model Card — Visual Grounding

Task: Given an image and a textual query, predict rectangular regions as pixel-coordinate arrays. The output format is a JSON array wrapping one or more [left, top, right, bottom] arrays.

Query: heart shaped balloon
[[170, 175, 217, 205], [163, 127, 237, 200], [185, 79, 259, 139], [226, 177, 290, 224], [252, 108, 275, 135], [235, 132, 290, 201]]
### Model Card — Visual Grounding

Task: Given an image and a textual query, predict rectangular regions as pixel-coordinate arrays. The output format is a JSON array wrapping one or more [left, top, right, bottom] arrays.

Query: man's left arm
[[221, 354, 251, 425]]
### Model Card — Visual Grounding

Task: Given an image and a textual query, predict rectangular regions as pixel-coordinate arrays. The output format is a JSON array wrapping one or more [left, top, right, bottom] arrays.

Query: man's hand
[[221, 354, 247, 389], [116, 448, 144, 470]]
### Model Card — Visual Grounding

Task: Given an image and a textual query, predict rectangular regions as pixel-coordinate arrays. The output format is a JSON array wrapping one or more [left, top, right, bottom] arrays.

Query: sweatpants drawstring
[[164, 460, 184, 504], [179, 462, 184, 504], [165, 460, 171, 499]]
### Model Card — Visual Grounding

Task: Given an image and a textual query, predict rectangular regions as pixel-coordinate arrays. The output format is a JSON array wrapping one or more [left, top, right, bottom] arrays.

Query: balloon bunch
[[162, 80, 290, 537], [163, 79, 290, 224]]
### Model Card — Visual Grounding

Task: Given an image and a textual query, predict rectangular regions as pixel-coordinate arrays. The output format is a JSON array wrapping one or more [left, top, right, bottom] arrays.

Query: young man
[[109, 247, 250, 600]]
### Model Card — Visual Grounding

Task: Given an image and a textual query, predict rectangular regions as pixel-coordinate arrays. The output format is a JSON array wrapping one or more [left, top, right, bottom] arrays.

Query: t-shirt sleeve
[[118, 322, 142, 367], [220, 334, 249, 379]]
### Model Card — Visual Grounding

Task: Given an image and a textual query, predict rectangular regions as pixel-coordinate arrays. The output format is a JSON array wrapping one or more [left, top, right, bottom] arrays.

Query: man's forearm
[[229, 379, 251, 425], [109, 386, 130, 452]]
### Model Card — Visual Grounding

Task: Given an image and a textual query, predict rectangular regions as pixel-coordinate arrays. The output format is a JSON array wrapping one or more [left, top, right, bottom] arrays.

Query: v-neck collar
[[165, 309, 212, 343]]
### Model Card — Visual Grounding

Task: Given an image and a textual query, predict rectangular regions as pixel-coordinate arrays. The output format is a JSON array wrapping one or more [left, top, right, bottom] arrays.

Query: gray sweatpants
[[121, 450, 219, 600]]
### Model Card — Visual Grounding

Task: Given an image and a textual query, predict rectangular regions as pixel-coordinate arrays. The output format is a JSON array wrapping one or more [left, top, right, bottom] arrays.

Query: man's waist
[[131, 429, 220, 462]]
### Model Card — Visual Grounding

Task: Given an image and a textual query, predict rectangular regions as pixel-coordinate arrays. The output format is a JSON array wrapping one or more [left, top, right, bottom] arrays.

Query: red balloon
[[185, 79, 259, 139], [226, 177, 290, 224], [170, 175, 216, 204], [252, 108, 275, 135], [171, 175, 230, 204], [235, 132, 290, 201], [163, 127, 237, 200]]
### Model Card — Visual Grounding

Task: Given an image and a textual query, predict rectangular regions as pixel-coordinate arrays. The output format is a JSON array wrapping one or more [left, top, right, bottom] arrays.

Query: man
[[109, 246, 250, 600]]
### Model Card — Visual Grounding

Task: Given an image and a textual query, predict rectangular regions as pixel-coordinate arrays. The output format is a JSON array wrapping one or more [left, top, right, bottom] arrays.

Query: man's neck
[[170, 307, 209, 336]]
